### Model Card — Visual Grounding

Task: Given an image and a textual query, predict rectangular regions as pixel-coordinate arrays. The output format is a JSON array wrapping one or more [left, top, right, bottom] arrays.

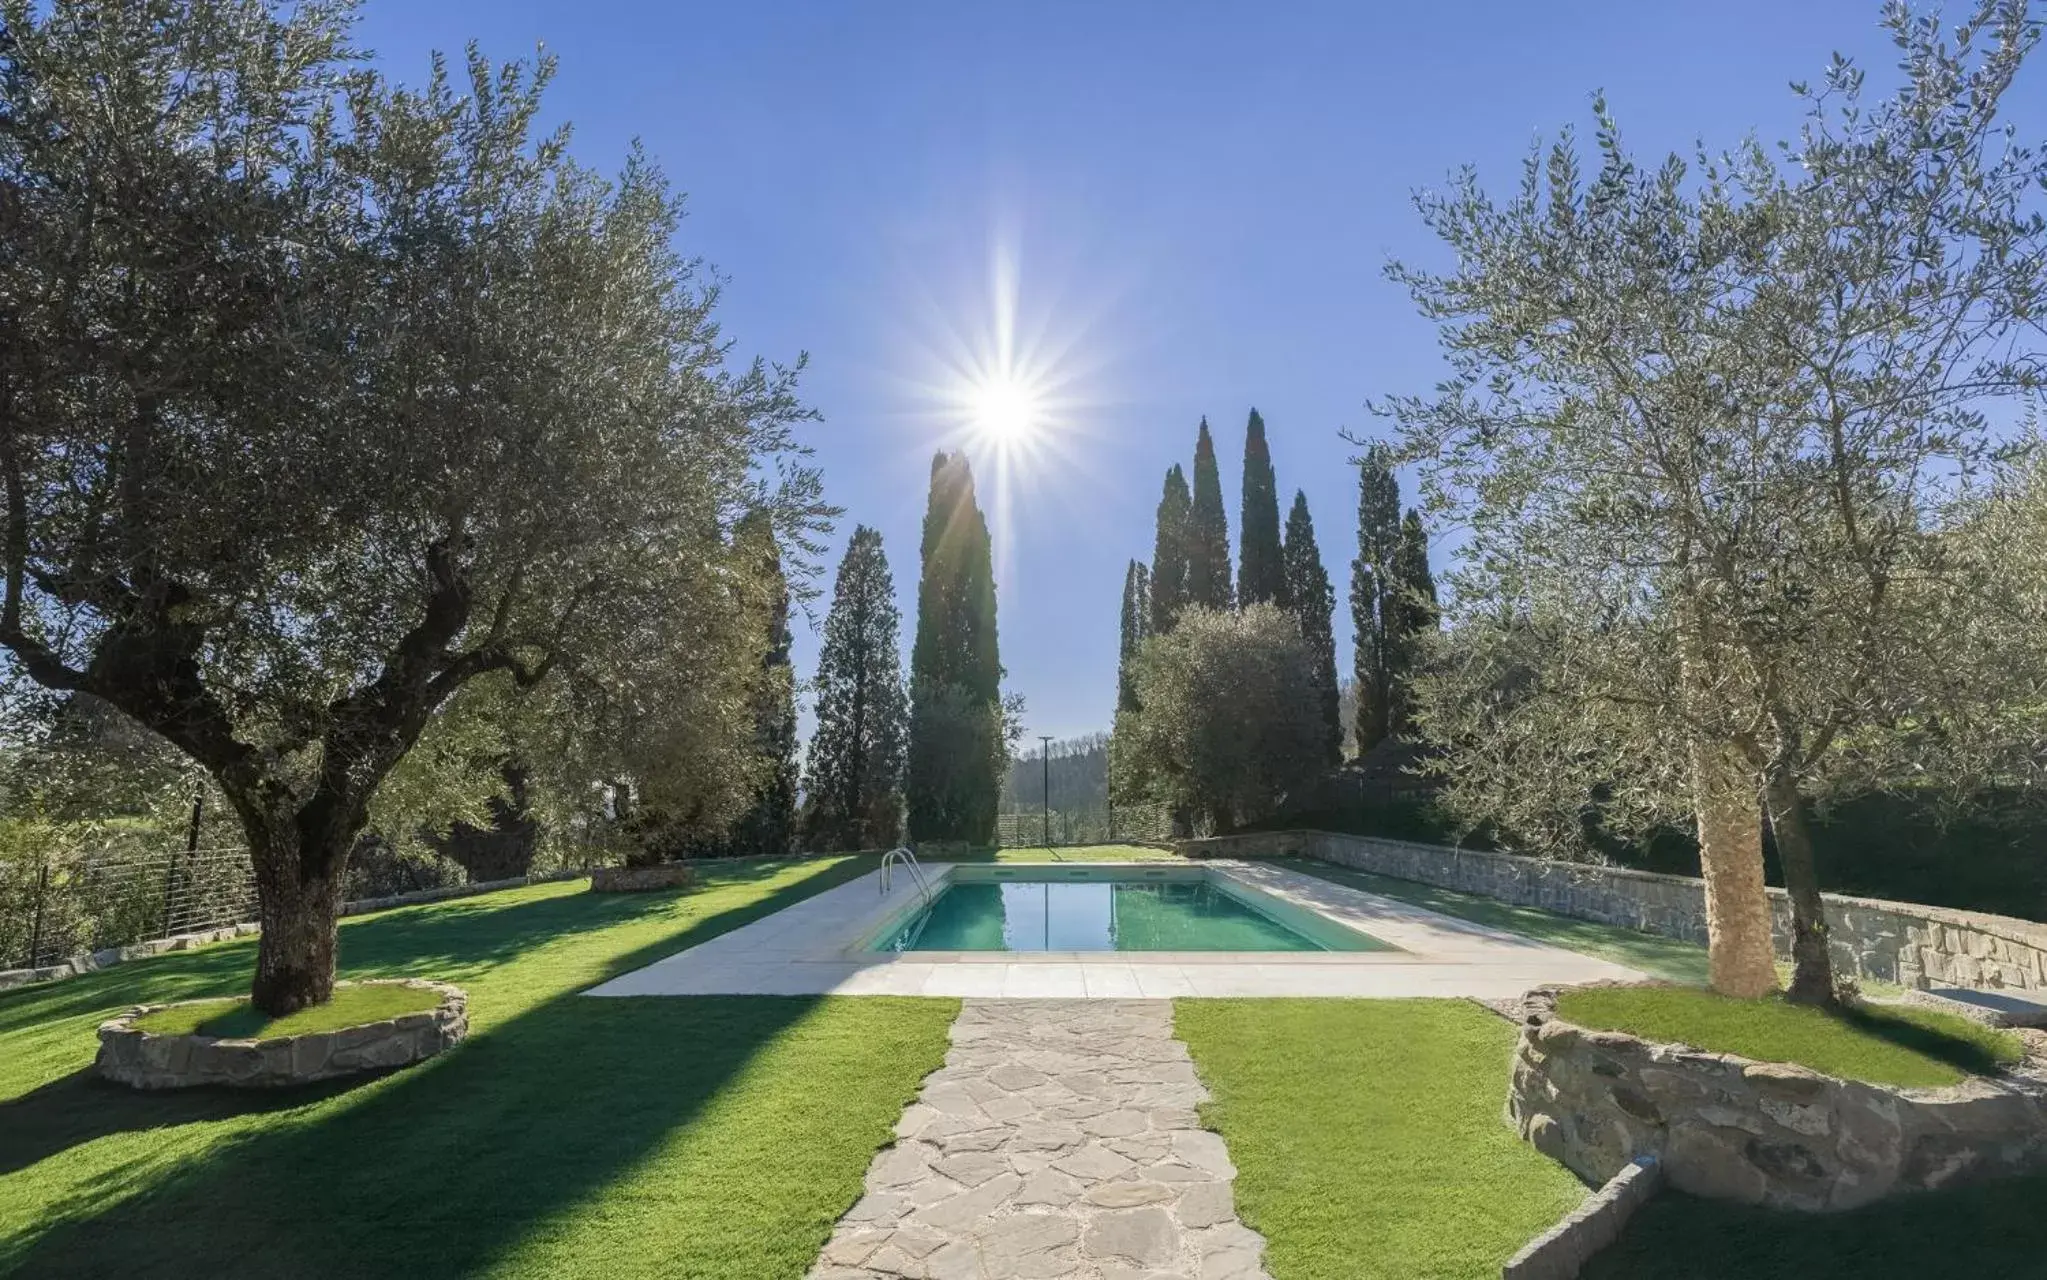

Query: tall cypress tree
[[906, 451, 1004, 843], [1388, 509, 1439, 736], [802, 527, 908, 851], [1150, 465, 1191, 634], [1351, 446, 1404, 752], [1283, 491, 1341, 765], [1186, 417, 1234, 611], [1118, 560, 1150, 712], [1237, 409, 1287, 608], [723, 512, 798, 855]]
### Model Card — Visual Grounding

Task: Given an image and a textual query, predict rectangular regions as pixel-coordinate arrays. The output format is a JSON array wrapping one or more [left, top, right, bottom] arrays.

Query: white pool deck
[[584, 859, 1645, 999]]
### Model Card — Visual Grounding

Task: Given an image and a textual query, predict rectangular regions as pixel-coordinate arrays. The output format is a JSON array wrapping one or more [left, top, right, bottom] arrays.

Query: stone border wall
[[1506, 985, 2047, 1211], [1501, 1156, 1663, 1280], [95, 978, 468, 1089], [1178, 830, 2047, 997], [0, 869, 588, 993]]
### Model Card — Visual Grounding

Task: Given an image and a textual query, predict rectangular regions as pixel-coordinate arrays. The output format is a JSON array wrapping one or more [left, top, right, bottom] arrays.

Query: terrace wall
[[1177, 830, 2047, 997]]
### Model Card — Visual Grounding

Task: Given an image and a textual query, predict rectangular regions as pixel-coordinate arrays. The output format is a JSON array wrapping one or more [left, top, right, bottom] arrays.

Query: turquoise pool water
[[874, 875, 1391, 953]]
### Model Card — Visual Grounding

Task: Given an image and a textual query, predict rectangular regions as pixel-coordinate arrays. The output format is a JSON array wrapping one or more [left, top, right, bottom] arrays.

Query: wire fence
[[994, 804, 1174, 849], [0, 843, 256, 971]]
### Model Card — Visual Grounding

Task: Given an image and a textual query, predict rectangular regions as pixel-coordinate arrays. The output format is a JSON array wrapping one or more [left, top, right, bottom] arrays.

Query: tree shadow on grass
[[1585, 1175, 2047, 1279], [8, 996, 834, 1278], [0, 1067, 367, 1178], [3, 855, 899, 1278], [1833, 1002, 2019, 1079]]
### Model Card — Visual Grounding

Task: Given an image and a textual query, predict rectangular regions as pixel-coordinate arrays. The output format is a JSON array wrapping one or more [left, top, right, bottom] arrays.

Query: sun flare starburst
[[893, 229, 1124, 589]]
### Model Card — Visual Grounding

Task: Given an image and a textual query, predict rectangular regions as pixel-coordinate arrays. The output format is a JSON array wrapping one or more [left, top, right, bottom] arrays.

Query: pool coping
[[850, 861, 1396, 957], [583, 859, 1650, 999]]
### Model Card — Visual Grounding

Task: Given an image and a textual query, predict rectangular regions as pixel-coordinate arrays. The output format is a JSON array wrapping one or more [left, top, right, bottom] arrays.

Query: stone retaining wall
[[1178, 830, 2047, 997], [1505, 986, 2047, 1211], [0, 869, 588, 993], [95, 978, 468, 1089], [1501, 1156, 1663, 1280]]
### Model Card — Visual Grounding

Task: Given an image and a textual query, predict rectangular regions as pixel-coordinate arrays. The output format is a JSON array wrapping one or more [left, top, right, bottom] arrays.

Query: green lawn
[[131, 982, 442, 1038], [1273, 856, 1712, 984], [1586, 1178, 2047, 1279], [0, 854, 958, 1279], [1175, 999, 1587, 1280], [975, 842, 1178, 861], [1555, 984, 2022, 1088]]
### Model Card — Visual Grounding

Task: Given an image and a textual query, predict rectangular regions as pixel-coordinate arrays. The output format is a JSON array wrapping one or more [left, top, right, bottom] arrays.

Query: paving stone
[[977, 1212, 1082, 1279], [913, 1172, 1024, 1232], [935, 1151, 1013, 1188], [1174, 1181, 1236, 1229], [1015, 1169, 1086, 1207], [1081, 1109, 1152, 1138], [1085, 1180, 1175, 1208], [807, 1000, 1270, 1280], [1084, 1208, 1181, 1268]]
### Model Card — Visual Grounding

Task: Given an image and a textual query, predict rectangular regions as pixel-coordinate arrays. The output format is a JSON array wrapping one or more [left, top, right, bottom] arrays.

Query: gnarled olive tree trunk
[[1763, 761, 1836, 1005], [1689, 736, 1778, 998]]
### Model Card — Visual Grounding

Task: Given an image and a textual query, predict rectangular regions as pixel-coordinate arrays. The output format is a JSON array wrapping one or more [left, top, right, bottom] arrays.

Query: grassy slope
[[0, 854, 958, 1279], [1556, 985, 2021, 1088], [1176, 999, 1585, 1280], [132, 983, 441, 1038], [1272, 856, 1711, 984]]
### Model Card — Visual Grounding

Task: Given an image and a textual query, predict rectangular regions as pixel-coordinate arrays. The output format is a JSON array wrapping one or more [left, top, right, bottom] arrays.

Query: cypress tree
[[1237, 409, 1287, 608], [906, 451, 1005, 843], [1351, 446, 1403, 752], [1150, 465, 1191, 634], [1283, 492, 1341, 765], [1118, 559, 1150, 712], [724, 513, 799, 855], [1186, 417, 1234, 611], [1388, 509, 1439, 736], [802, 527, 908, 851]]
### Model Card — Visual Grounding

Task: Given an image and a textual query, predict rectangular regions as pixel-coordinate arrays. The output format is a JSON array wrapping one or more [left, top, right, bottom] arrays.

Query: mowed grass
[[1587, 1176, 2047, 1279], [1175, 999, 1586, 1280], [977, 842, 1178, 862], [131, 982, 442, 1038], [1274, 856, 1711, 984], [0, 854, 958, 1279], [1555, 985, 2022, 1088]]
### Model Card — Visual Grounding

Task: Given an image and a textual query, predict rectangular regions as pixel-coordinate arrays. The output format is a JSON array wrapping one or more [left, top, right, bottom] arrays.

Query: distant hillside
[[1003, 731, 1109, 816]]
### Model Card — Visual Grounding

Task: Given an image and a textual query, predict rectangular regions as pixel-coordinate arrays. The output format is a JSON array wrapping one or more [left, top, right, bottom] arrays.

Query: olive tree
[[1111, 604, 1324, 832], [1380, 0, 2047, 1002], [0, 0, 823, 1011]]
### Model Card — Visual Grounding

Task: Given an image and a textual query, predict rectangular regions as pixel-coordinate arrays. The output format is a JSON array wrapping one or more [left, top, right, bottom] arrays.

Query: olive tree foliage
[[1380, 0, 2047, 1002], [1110, 604, 1323, 833], [0, 0, 826, 1011]]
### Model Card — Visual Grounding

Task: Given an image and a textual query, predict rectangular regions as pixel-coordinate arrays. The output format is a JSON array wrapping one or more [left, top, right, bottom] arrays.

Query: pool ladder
[[879, 846, 934, 907]]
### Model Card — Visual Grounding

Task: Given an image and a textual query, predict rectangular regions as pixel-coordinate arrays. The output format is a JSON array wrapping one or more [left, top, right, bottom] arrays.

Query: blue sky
[[354, 1, 2039, 741]]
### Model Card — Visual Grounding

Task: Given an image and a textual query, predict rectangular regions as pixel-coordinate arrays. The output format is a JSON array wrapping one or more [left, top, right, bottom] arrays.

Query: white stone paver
[[583, 860, 1645, 1000], [809, 999, 1270, 1280]]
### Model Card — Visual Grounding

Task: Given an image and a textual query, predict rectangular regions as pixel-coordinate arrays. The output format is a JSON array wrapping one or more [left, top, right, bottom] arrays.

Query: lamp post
[[1039, 735, 1053, 848]]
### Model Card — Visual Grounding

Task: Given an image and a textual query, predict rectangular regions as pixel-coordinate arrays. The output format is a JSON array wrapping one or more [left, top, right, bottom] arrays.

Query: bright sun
[[967, 373, 1043, 444]]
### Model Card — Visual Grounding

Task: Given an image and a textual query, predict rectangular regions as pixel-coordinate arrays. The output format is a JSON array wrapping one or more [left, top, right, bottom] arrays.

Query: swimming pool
[[870, 866, 1393, 953]]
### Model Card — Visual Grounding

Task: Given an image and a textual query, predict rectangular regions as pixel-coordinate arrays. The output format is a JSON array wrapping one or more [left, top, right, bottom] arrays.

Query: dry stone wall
[[1179, 830, 2047, 998], [95, 978, 468, 1089], [1505, 986, 2047, 1211]]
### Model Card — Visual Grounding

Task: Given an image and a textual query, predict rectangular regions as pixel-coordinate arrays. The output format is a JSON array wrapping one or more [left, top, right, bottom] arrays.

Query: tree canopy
[[0, 0, 825, 1010], [1384, 0, 2047, 1001], [906, 452, 1006, 843], [803, 527, 908, 852]]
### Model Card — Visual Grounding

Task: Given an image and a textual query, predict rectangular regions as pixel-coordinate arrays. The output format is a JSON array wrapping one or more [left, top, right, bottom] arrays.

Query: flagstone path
[[808, 999, 1271, 1280]]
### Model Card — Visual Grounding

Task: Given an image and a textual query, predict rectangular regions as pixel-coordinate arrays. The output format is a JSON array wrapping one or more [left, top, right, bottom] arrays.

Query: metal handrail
[[879, 846, 933, 906]]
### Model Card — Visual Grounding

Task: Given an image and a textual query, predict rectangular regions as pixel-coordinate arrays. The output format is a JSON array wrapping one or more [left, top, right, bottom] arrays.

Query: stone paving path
[[808, 999, 1271, 1280]]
